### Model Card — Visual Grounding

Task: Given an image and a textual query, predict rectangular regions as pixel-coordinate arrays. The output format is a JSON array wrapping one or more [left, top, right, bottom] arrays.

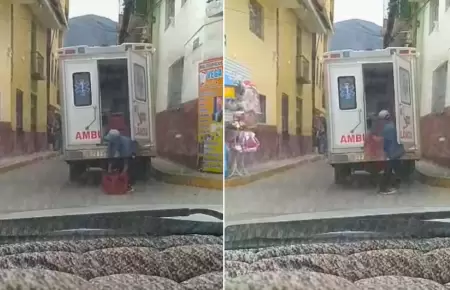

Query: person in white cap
[[377, 110, 405, 195], [104, 129, 137, 193]]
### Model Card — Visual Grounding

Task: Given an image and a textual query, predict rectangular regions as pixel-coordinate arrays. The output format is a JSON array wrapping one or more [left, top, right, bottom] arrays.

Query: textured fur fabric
[[225, 237, 450, 289], [0, 235, 223, 289]]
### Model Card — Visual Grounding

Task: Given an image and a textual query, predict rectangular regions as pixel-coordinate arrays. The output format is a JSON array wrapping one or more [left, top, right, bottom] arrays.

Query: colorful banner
[[197, 58, 223, 173]]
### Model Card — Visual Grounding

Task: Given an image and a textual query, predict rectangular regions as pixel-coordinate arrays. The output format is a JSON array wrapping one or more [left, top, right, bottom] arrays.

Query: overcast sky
[[69, 0, 120, 21], [69, 0, 385, 26], [334, 0, 385, 26]]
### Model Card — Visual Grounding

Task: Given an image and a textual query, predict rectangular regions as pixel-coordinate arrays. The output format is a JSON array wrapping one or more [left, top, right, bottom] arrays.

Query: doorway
[[362, 62, 396, 130], [15, 89, 24, 154], [97, 59, 131, 138], [296, 97, 303, 153], [281, 93, 290, 157], [30, 93, 38, 152]]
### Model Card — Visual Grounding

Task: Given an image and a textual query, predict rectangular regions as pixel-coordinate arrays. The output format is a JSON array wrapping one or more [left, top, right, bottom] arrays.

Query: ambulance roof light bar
[[58, 43, 155, 56], [323, 47, 416, 60]]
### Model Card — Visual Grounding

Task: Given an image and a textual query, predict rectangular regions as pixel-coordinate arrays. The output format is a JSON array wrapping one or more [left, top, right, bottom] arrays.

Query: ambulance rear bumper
[[328, 150, 421, 164], [63, 146, 157, 161]]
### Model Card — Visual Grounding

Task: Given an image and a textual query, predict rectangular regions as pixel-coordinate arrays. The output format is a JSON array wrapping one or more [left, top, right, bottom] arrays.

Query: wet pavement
[[0, 156, 222, 213], [225, 159, 450, 222]]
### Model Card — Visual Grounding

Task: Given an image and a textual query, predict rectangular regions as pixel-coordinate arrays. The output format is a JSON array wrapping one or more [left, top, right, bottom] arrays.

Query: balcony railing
[[16, 0, 66, 28], [31, 51, 45, 80], [296, 55, 311, 84]]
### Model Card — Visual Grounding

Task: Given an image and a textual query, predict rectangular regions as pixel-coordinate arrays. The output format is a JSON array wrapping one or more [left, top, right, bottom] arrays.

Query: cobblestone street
[[225, 159, 450, 222], [0, 156, 222, 213]]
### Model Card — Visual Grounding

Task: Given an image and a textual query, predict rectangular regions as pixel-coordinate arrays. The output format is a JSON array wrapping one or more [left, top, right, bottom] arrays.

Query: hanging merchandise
[[238, 81, 261, 114], [225, 79, 262, 178], [225, 80, 261, 129], [238, 130, 260, 153], [224, 143, 229, 178]]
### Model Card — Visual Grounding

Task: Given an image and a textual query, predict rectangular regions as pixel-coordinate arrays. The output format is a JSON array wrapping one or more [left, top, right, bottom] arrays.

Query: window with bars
[[249, 0, 264, 40], [258, 94, 266, 123], [165, 0, 175, 30], [432, 61, 448, 113], [429, 0, 439, 34], [167, 57, 184, 109]]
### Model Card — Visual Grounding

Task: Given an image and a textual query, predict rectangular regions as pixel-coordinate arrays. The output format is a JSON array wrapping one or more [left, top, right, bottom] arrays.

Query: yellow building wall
[[11, 4, 48, 133], [49, 0, 68, 111], [48, 30, 63, 111], [277, 9, 313, 136], [314, 34, 327, 113], [0, 1, 12, 123], [314, 0, 334, 113], [225, 0, 277, 127], [299, 32, 314, 136], [225, 0, 315, 136]]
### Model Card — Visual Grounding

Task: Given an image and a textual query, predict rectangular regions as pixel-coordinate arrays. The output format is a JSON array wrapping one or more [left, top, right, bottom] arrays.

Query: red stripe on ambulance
[[75, 131, 101, 140]]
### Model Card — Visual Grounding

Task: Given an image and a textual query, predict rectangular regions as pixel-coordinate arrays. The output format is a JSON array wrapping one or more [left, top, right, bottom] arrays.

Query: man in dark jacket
[[378, 110, 405, 195]]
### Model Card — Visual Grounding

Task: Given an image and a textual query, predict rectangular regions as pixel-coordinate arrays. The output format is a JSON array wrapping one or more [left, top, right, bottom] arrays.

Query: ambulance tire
[[400, 160, 416, 181], [69, 162, 86, 182], [334, 165, 351, 185], [134, 157, 151, 181]]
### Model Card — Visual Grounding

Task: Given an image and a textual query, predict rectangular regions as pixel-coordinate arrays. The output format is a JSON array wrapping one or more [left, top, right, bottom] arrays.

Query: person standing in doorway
[[47, 112, 55, 151], [378, 110, 405, 195], [318, 114, 327, 154], [53, 113, 62, 152]]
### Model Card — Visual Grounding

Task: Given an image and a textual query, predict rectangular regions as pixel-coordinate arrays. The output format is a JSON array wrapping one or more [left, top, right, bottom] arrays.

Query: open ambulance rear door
[[126, 45, 154, 152], [392, 52, 418, 154], [327, 62, 366, 153], [62, 58, 102, 149]]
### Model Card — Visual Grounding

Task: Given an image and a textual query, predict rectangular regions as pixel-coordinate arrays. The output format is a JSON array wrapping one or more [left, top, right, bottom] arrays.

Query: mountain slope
[[330, 19, 383, 51], [64, 14, 118, 47]]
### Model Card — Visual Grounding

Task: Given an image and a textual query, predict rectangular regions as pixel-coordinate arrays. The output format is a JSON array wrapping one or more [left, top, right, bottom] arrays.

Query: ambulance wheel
[[400, 160, 416, 181], [69, 162, 86, 182], [334, 165, 351, 184], [134, 157, 151, 181]]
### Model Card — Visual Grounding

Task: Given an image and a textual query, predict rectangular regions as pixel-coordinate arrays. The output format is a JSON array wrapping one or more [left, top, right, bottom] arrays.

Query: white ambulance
[[323, 47, 420, 184], [58, 43, 156, 181]]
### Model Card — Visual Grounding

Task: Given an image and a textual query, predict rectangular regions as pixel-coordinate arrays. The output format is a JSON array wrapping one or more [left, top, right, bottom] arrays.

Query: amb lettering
[[75, 130, 101, 140], [340, 134, 365, 144]]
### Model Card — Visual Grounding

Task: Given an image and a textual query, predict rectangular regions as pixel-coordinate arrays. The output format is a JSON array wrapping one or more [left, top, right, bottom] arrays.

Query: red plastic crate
[[101, 172, 129, 195]]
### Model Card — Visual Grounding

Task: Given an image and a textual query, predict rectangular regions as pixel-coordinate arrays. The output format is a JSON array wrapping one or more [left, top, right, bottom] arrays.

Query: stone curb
[[416, 168, 450, 188], [152, 155, 325, 190], [152, 167, 223, 190], [0, 152, 60, 175], [224, 155, 326, 188]]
